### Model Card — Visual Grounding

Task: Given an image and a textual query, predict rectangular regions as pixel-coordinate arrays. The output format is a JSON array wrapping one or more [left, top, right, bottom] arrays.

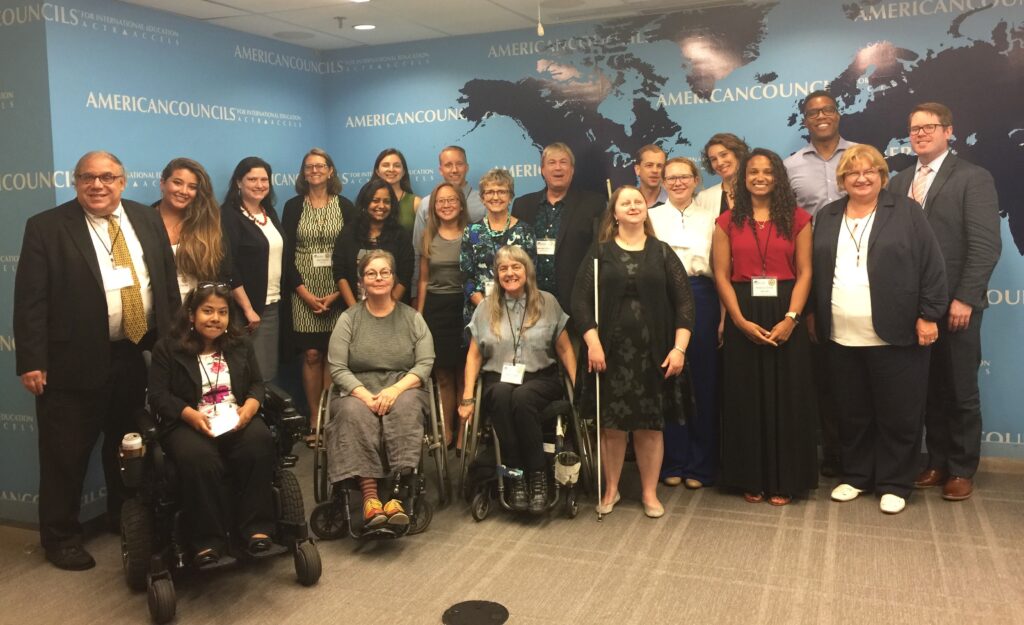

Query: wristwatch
[[459, 397, 476, 406], [785, 311, 801, 325]]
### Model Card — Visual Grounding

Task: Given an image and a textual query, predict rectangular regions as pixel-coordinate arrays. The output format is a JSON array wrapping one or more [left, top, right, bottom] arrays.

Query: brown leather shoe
[[942, 477, 973, 501], [914, 468, 948, 488]]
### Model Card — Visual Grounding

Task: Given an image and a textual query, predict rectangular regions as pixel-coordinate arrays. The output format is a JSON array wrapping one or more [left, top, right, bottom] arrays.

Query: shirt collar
[[799, 136, 853, 159], [84, 202, 125, 225], [917, 149, 949, 173]]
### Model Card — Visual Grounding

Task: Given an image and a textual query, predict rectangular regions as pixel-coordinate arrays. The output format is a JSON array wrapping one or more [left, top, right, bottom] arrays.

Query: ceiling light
[[353, 24, 375, 30]]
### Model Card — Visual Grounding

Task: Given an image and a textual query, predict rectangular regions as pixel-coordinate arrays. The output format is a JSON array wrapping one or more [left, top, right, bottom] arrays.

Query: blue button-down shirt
[[783, 137, 855, 218]]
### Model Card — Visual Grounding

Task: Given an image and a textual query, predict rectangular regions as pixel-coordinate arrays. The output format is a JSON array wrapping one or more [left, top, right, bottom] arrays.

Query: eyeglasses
[[804, 105, 838, 119], [843, 169, 880, 181], [435, 198, 461, 206], [304, 163, 329, 172], [483, 189, 510, 198], [909, 123, 947, 136], [196, 282, 231, 290], [665, 174, 695, 184], [363, 269, 393, 280], [76, 173, 123, 185]]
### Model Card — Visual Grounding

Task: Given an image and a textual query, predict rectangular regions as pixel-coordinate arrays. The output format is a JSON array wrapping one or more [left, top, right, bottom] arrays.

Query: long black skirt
[[718, 280, 818, 496]]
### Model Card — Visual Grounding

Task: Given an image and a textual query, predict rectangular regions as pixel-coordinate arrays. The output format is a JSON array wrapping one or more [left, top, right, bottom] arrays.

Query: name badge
[[536, 239, 556, 256], [102, 266, 135, 291], [311, 252, 332, 268], [751, 276, 778, 298], [501, 362, 526, 385], [484, 279, 495, 297]]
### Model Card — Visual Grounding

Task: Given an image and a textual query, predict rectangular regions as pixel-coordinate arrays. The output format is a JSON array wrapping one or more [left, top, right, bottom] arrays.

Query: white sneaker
[[831, 484, 863, 502], [879, 494, 906, 514]]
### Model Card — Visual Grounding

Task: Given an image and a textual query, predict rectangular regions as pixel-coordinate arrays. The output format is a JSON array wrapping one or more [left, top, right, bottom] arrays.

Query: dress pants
[[828, 341, 930, 499], [36, 340, 146, 549], [162, 418, 276, 554], [482, 367, 562, 473], [924, 310, 984, 478]]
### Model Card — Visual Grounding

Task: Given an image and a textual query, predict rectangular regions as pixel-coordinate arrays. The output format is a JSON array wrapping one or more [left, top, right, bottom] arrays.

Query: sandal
[[247, 534, 272, 556], [768, 494, 792, 506], [743, 492, 764, 504]]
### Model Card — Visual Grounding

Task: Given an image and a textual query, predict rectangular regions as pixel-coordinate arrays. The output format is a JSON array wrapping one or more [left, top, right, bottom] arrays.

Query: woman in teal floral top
[[460, 168, 536, 328]]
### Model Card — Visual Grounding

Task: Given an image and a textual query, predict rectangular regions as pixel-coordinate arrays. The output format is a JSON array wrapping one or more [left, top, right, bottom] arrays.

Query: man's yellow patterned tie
[[106, 216, 148, 343]]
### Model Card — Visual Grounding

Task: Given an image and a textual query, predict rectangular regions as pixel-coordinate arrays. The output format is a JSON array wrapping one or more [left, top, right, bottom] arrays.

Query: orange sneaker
[[382, 499, 410, 527], [362, 497, 386, 529]]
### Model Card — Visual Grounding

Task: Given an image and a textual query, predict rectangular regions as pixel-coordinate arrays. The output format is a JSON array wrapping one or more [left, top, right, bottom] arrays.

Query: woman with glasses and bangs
[[148, 282, 276, 568], [282, 148, 357, 447]]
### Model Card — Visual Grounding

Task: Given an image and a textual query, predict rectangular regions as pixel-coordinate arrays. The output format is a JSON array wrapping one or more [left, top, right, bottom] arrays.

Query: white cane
[[593, 256, 604, 521]]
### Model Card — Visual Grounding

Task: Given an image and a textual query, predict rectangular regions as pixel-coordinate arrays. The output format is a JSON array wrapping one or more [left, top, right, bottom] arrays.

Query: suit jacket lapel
[[822, 200, 843, 280], [62, 201, 104, 289], [224, 347, 248, 399], [555, 187, 576, 249], [923, 155, 956, 213], [174, 349, 203, 399], [866, 190, 894, 254]]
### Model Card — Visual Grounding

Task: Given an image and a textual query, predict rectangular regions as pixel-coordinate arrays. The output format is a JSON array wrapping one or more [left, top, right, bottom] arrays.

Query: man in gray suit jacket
[[888, 102, 1001, 501]]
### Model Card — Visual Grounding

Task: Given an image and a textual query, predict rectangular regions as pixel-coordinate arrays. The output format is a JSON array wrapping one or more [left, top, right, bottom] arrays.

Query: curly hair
[[731, 148, 799, 240], [171, 283, 245, 355]]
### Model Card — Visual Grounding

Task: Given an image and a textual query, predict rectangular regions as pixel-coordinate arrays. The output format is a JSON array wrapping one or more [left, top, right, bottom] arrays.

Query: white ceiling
[[121, 0, 722, 50]]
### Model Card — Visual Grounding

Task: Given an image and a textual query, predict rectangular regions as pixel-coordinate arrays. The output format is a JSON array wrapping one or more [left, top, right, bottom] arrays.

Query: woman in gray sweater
[[326, 250, 435, 529]]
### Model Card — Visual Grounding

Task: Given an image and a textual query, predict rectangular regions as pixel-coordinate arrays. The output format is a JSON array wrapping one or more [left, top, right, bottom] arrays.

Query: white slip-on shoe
[[879, 494, 906, 514], [831, 483, 863, 502], [595, 492, 621, 515]]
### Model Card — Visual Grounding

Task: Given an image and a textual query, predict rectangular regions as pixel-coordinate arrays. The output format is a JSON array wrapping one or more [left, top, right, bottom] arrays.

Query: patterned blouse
[[459, 217, 536, 328]]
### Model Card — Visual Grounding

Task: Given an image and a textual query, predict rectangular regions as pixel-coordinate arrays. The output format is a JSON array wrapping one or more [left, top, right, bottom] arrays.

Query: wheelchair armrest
[[133, 408, 159, 443]]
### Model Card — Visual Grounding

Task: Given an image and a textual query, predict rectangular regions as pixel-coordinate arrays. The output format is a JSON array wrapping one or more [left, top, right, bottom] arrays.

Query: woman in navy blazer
[[811, 144, 947, 515]]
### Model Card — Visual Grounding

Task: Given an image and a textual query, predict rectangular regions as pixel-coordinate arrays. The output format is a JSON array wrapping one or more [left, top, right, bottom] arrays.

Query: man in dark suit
[[14, 151, 178, 569], [888, 102, 1001, 501], [511, 142, 605, 322]]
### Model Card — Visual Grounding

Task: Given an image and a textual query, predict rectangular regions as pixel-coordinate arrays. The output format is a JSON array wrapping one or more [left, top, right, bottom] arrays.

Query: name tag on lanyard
[[103, 266, 135, 291]]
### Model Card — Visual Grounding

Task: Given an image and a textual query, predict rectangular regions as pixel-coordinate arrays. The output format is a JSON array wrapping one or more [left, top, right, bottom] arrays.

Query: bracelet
[[459, 398, 476, 406], [672, 346, 686, 355]]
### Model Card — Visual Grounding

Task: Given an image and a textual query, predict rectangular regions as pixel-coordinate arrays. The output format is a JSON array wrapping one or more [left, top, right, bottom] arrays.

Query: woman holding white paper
[[148, 282, 276, 568]]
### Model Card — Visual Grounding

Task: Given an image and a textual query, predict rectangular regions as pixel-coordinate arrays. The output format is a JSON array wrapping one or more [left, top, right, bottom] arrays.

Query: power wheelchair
[[308, 376, 451, 541], [458, 369, 595, 521], [118, 383, 321, 624]]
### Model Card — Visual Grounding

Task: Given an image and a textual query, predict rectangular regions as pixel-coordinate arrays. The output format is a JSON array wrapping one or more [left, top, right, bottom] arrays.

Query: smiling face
[[433, 185, 462, 224], [367, 187, 392, 223], [634, 148, 666, 192], [481, 182, 511, 215], [159, 168, 198, 213], [438, 148, 468, 187], [496, 256, 527, 298], [361, 256, 395, 298], [613, 188, 648, 227], [303, 153, 332, 188], [540, 149, 574, 193], [662, 161, 697, 207], [840, 157, 883, 204], [238, 167, 269, 207], [75, 154, 126, 216], [706, 143, 738, 181], [745, 155, 775, 199], [190, 293, 230, 348], [909, 110, 953, 164], [377, 154, 404, 186], [802, 95, 840, 143]]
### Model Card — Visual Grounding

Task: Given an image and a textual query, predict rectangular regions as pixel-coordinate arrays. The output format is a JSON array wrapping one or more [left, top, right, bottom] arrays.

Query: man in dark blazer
[[888, 102, 1001, 501], [511, 142, 605, 323], [14, 151, 178, 570]]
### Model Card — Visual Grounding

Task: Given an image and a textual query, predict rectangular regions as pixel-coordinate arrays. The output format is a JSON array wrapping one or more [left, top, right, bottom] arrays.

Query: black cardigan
[[147, 336, 266, 433], [220, 202, 284, 317]]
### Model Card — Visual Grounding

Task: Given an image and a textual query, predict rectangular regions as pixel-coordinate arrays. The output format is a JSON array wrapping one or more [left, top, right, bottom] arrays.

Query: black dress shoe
[[509, 479, 529, 511], [820, 457, 842, 478], [529, 471, 548, 515], [45, 545, 96, 571]]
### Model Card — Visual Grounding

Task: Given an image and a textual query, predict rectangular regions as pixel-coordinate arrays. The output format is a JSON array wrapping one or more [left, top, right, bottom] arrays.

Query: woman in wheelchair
[[459, 245, 577, 514], [326, 249, 435, 530], [147, 282, 277, 568]]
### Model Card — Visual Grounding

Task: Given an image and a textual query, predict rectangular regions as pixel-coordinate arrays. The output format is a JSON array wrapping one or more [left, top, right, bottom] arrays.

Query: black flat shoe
[[45, 545, 96, 571]]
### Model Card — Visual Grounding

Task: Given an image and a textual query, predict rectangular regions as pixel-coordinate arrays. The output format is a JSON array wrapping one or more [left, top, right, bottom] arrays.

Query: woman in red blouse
[[711, 148, 817, 506]]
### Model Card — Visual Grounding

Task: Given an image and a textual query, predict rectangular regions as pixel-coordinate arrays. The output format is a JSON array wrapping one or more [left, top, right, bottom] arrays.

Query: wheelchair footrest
[[248, 543, 288, 559], [195, 555, 237, 571]]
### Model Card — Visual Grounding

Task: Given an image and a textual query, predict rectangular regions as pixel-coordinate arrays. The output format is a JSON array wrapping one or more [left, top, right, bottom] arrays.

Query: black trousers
[[811, 340, 841, 465], [162, 418, 276, 554], [482, 367, 562, 473], [828, 341, 930, 499], [36, 341, 145, 549], [925, 310, 984, 478]]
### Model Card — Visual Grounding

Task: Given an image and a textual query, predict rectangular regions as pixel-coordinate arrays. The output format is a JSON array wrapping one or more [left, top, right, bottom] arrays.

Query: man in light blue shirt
[[784, 90, 854, 219], [411, 145, 486, 300]]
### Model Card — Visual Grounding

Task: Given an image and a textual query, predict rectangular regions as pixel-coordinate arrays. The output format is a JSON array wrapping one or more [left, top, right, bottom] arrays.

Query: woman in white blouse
[[648, 157, 721, 490]]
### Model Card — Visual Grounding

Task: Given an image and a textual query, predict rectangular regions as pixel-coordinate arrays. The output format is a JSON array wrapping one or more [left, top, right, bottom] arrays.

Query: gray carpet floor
[[2, 449, 1023, 625]]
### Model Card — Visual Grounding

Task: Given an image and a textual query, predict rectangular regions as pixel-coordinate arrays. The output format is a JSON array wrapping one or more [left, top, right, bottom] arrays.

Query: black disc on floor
[[442, 600, 509, 625]]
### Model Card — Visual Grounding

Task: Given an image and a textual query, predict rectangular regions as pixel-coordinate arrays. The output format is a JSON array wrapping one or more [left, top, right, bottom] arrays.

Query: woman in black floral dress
[[572, 186, 695, 518]]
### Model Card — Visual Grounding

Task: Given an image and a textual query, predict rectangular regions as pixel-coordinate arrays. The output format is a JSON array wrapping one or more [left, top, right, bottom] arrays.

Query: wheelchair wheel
[[147, 578, 176, 624], [277, 469, 306, 540], [309, 502, 347, 540], [294, 540, 322, 586], [565, 488, 579, 519], [408, 498, 433, 535], [121, 498, 154, 592], [313, 390, 331, 503], [470, 490, 490, 522]]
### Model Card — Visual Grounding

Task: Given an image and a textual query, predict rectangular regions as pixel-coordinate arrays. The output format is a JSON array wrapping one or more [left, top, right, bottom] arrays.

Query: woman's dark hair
[[701, 132, 750, 177], [295, 147, 343, 196], [731, 148, 799, 240], [222, 156, 276, 211], [171, 283, 244, 355], [370, 148, 413, 194], [354, 178, 401, 244]]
